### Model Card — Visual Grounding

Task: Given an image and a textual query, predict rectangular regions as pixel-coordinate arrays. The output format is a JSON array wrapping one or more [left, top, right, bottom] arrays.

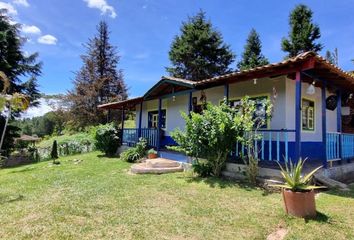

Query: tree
[[281, 4, 323, 58], [325, 48, 338, 65], [0, 71, 29, 155], [0, 10, 41, 105], [166, 11, 235, 81], [237, 29, 269, 71], [50, 140, 59, 164], [68, 21, 127, 128], [0, 10, 41, 155]]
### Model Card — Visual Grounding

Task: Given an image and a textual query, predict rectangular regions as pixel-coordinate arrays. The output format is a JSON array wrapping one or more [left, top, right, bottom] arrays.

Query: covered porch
[[98, 52, 354, 168]]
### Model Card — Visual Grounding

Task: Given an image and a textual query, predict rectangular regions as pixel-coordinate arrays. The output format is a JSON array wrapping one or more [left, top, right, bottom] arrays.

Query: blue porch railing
[[122, 128, 158, 147], [232, 129, 295, 162], [327, 132, 354, 161]]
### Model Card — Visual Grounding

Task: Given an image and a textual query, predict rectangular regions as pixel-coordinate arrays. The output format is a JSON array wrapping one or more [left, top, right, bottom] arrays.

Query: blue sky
[[2, 0, 354, 98]]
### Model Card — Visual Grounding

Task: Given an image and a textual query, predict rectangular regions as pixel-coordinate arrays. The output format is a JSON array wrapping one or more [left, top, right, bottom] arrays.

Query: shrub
[[147, 148, 157, 154], [192, 160, 213, 177], [172, 97, 272, 178], [51, 140, 58, 159], [94, 124, 121, 156], [51, 140, 59, 164], [121, 138, 147, 163]]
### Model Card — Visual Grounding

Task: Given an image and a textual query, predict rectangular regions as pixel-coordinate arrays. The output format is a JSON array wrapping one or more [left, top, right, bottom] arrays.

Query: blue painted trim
[[138, 101, 143, 138], [321, 80, 328, 168], [157, 98, 162, 151], [295, 71, 302, 162]]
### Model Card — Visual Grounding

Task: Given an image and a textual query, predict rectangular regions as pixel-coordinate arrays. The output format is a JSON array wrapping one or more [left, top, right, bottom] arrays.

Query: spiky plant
[[271, 158, 325, 191]]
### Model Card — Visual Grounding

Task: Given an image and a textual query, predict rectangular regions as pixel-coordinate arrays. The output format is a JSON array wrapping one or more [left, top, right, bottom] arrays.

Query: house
[[98, 52, 354, 168]]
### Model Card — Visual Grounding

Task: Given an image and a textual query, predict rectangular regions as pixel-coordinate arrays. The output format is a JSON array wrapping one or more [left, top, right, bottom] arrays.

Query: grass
[[0, 152, 353, 240]]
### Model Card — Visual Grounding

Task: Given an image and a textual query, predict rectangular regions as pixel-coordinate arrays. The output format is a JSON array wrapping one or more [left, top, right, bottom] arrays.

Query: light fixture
[[253, 78, 257, 85], [172, 95, 176, 102], [306, 81, 316, 95]]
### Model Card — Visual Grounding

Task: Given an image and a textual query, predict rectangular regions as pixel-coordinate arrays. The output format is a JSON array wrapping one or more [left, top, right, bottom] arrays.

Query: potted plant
[[147, 148, 158, 159], [271, 158, 324, 218]]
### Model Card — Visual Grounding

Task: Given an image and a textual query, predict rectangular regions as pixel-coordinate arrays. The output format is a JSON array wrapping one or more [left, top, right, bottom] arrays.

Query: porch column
[[188, 91, 193, 114], [138, 101, 143, 138], [224, 83, 229, 103], [336, 89, 342, 161], [157, 98, 162, 151], [336, 90, 342, 132], [121, 108, 125, 145], [294, 71, 302, 162], [321, 80, 328, 168]]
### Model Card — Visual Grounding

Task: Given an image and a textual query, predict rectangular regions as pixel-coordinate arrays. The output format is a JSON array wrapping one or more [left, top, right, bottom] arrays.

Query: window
[[229, 96, 269, 129], [148, 110, 166, 129], [302, 99, 315, 131]]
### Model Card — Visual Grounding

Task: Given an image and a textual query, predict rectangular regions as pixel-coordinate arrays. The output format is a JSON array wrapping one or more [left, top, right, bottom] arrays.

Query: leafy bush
[[172, 97, 272, 178], [192, 160, 213, 177], [121, 138, 147, 163], [94, 124, 121, 156]]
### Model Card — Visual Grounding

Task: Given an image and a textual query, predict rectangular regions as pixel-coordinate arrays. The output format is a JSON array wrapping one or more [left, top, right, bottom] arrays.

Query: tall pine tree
[[0, 10, 42, 106], [166, 11, 235, 81], [237, 29, 269, 71], [282, 4, 323, 58], [68, 21, 127, 127]]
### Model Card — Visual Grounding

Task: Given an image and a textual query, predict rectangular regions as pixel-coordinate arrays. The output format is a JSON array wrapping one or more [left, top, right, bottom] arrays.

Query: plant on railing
[[237, 96, 273, 184], [95, 123, 121, 156], [120, 138, 147, 163]]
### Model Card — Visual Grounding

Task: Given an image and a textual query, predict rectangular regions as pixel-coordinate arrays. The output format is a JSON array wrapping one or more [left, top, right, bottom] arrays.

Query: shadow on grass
[[0, 194, 24, 204], [184, 175, 258, 190], [304, 211, 330, 223], [323, 186, 354, 199], [9, 167, 36, 174], [96, 154, 120, 159]]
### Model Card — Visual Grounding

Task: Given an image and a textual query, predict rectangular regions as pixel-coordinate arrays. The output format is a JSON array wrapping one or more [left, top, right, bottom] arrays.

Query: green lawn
[[0, 152, 353, 240]]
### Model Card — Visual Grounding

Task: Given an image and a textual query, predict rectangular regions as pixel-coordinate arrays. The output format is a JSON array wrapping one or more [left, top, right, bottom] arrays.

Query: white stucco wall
[[285, 78, 338, 142]]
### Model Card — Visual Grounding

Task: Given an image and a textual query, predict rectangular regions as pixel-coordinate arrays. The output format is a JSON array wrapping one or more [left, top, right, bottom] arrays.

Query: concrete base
[[131, 158, 184, 174]]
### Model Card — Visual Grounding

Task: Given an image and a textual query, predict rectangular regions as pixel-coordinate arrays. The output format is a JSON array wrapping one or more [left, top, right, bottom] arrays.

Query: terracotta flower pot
[[148, 153, 158, 159], [282, 189, 316, 218]]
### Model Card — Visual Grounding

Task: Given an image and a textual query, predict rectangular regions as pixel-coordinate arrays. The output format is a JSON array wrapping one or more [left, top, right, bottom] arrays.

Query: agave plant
[[271, 158, 325, 192]]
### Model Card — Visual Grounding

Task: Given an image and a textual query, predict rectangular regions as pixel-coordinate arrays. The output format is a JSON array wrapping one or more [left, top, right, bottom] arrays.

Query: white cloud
[[13, 0, 29, 7], [83, 0, 116, 18], [37, 34, 57, 45], [0, 2, 17, 15], [22, 24, 41, 34]]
